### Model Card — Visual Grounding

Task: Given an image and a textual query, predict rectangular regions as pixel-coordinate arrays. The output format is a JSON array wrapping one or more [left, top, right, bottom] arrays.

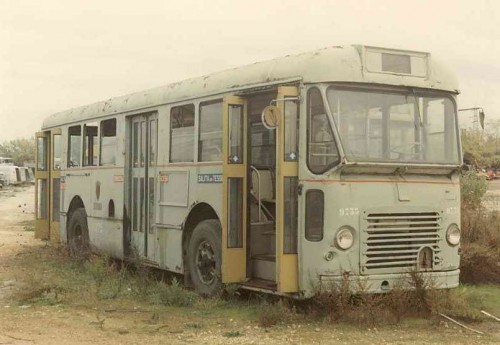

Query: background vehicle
[[0, 165, 21, 186], [0, 157, 14, 165], [35, 45, 462, 297]]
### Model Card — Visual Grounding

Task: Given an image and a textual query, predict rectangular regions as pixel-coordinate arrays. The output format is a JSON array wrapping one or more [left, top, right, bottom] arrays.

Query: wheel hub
[[195, 240, 216, 285]]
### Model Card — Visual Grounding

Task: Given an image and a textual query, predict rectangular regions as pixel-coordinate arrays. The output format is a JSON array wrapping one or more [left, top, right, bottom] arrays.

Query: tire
[[67, 208, 90, 259], [187, 219, 222, 297]]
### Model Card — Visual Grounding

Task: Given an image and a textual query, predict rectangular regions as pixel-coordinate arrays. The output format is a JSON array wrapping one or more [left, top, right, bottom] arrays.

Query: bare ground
[[0, 186, 499, 345]]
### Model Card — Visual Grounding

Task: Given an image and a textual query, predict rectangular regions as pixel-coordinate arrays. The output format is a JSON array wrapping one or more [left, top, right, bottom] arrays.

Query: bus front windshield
[[326, 86, 460, 165]]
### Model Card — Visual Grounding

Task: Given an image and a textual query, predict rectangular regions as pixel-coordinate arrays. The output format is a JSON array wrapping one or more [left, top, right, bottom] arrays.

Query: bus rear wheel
[[68, 208, 90, 259], [187, 220, 222, 297]]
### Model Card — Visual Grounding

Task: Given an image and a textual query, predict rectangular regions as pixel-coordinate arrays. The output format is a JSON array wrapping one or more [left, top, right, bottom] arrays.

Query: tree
[[0, 137, 36, 166], [461, 121, 500, 168]]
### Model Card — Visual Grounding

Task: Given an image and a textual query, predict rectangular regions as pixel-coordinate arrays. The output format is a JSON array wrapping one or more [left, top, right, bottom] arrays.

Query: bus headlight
[[335, 227, 354, 250], [446, 224, 461, 246]]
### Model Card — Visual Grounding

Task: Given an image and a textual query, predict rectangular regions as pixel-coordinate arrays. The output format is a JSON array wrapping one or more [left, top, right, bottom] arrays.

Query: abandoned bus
[[35, 45, 462, 297]]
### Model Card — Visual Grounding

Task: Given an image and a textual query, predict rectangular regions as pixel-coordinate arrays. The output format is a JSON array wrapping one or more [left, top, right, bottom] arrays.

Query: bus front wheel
[[68, 208, 90, 259], [187, 220, 222, 297]]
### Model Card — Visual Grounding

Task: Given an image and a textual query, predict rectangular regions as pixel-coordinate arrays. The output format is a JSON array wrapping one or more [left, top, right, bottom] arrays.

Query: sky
[[1, 0, 499, 141]]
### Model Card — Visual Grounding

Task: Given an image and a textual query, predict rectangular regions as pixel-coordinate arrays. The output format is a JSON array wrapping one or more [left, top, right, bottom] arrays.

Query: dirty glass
[[68, 126, 82, 167], [37, 136, 47, 171], [326, 87, 459, 164], [83, 123, 98, 166], [305, 190, 324, 242], [148, 177, 155, 234], [284, 99, 299, 161], [132, 177, 138, 231], [307, 88, 340, 174], [199, 100, 222, 162], [170, 104, 195, 162], [284, 177, 298, 254], [228, 105, 244, 164], [52, 178, 60, 221], [133, 122, 139, 168], [228, 177, 243, 248], [37, 179, 47, 219], [100, 118, 117, 166], [149, 119, 157, 167], [52, 134, 61, 170], [140, 122, 146, 167]]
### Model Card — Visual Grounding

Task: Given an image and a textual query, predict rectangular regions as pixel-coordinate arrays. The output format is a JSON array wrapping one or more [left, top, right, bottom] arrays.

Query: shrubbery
[[460, 172, 500, 284]]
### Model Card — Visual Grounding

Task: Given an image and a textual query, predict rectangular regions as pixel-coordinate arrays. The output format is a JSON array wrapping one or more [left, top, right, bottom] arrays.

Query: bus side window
[[53, 134, 61, 170], [199, 100, 222, 162], [68, 125, 82, 167], [100, 118, 117, 166], [170, 104, 195, 163], [83, 123, 98, 166]]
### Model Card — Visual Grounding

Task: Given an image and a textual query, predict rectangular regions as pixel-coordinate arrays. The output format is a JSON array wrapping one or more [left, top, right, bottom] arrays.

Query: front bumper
[[319, 269, 460, 293]]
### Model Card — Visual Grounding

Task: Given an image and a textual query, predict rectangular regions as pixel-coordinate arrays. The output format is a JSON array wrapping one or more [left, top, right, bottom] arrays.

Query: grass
[[2, 242, 499, 344]]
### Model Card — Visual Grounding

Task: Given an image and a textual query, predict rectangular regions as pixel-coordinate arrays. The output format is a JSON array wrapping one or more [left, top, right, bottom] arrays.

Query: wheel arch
[[182, 202, 220, 283], [66, 195, 86, 239]]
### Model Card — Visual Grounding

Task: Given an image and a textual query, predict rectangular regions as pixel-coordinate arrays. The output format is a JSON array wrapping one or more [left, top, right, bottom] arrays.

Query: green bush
[[460, 171, 488, 207]]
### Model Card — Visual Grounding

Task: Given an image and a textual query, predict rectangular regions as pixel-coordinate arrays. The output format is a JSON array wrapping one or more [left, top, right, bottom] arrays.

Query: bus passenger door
[[35, 129, 62, 241], [129, 114, 157, 259], [275, 86, 300, 293], [222, 96, 248, 283], [50, 129, 62, 241], [35, 131, 50, 240]]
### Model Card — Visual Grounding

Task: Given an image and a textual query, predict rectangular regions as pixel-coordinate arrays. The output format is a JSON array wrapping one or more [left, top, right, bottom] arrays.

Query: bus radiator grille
[[361, 212, 441, 273]]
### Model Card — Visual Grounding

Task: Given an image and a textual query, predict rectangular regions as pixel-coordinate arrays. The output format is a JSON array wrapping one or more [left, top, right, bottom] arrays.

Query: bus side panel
[[155, 165, 222, 273], [87, 168, 125, 259]]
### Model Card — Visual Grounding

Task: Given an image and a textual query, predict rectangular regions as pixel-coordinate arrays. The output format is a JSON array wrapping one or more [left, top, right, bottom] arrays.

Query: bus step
[[252, 256, 275, 281], [252, 254, 275, 261], [240, 278, 277, 291], [250, 221, 274, 227], [262, 230, 275, 236]]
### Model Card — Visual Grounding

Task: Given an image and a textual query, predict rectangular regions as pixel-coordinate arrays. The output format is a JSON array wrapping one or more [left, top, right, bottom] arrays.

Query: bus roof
[[42, 45, 458, 129]]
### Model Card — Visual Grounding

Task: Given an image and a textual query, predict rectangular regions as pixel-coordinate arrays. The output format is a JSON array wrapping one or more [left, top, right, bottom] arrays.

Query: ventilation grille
[[362, 212, 441, 272]]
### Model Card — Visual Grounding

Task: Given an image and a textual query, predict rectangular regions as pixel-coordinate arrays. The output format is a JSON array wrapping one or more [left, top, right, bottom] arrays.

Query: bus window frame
[[325, 84, 461, 166], [198, 99, 223, 163], [67, 125, 82, 168], [83, 122, 99, 167], [100, 118, 118, 166], [306, 86, 342, 175], [169, 103, 195, 163]]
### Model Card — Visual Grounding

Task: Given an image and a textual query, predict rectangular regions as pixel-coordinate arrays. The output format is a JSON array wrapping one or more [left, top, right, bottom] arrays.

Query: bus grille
[[362, 212, 441, 273]]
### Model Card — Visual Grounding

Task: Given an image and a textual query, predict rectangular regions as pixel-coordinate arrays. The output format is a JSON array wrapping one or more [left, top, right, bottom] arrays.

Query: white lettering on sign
[[339, 207, 359, 217]]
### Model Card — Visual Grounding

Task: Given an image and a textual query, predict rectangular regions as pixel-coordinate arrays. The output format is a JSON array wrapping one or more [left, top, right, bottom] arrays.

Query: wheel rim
[[195, 240, 216, 285]]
